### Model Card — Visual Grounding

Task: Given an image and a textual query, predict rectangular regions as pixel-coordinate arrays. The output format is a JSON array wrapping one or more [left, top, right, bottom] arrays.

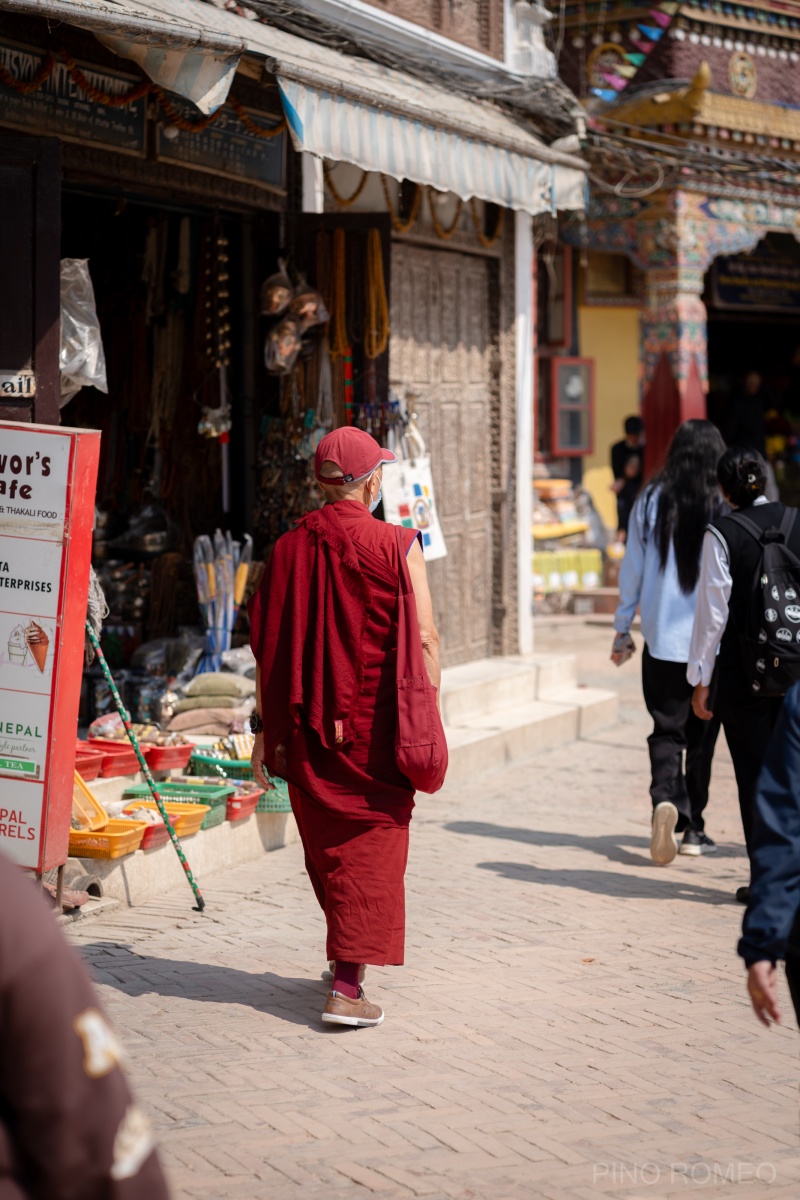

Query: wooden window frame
[[550, 356, 595, 458]]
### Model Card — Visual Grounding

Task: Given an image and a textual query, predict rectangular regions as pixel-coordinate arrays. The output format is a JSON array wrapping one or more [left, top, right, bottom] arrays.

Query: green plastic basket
[[257, 777, 292, 814], [123, 782, 233, 830], [190, 752, 253, 781], [188, 753, 292, 813]]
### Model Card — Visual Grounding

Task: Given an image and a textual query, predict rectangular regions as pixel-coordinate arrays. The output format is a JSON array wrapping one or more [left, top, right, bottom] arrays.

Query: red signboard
[[0, 420, 100, 871]]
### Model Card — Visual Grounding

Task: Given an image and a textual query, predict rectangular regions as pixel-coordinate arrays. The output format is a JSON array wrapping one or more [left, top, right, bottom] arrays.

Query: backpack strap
[[779, 507, 797, 543], [726, 510, 769, 543]]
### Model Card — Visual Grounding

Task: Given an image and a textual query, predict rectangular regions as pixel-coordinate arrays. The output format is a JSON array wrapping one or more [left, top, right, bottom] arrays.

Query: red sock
[[333, 961, 360, 999]]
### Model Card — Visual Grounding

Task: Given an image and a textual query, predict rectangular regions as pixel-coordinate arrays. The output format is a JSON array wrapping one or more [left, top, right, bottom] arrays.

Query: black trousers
[[641, 646, 721, 833], [713, 663, 784, 857]]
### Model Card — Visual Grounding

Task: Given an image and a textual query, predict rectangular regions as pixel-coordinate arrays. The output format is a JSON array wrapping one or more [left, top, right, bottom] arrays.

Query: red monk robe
[[249, 501, 419, 967]]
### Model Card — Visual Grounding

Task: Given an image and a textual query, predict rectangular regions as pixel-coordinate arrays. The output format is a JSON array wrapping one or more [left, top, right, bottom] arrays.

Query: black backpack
[[727, 508, 800, 697]]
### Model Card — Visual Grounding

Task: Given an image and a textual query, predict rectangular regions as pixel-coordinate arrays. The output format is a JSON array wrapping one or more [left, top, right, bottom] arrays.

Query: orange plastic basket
[[121, 800, 209, 839], [72, 771, 109, 833], [68, 819, 145, 860]]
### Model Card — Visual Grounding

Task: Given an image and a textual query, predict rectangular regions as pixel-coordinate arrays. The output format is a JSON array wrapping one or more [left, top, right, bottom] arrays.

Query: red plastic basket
[[142, 743, 194, 772], [226, 790, 261, 823], [139, 821, 172, 851], [88, 739, 140, 777], [75, 743, 105, 782]]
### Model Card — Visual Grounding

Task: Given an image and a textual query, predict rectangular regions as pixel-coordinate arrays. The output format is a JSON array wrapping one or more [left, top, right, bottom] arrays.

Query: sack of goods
[[167, 671, 256, 738]]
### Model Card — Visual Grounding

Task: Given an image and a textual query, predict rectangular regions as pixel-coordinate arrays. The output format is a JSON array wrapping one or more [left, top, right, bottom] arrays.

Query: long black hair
[[652, 419, 727, 595], [717, 446, 767, 508]]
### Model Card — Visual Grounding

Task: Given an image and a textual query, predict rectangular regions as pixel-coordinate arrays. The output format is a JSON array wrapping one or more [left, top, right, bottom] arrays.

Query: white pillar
[[301, 153, 324, 213], [515, 209, 534, 656]]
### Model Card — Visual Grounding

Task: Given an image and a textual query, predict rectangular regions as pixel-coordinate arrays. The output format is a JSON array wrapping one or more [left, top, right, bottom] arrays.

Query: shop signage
[[0, 421, 100, 871], [157, 99, 285, 189], [711, 244, 800, 313], [0, 40, 146, 154], [0, 371, 36, 397]]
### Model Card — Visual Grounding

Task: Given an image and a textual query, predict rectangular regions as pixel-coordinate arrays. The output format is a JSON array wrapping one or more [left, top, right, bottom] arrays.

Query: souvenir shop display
[[193, 530, 253, 673], [381, 408, 448, 562], [253, 221, 393, 550]]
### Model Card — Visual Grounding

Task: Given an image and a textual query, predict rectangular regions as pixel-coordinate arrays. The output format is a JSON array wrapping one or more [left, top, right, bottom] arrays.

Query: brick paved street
[[70, 624, 800, 1198]]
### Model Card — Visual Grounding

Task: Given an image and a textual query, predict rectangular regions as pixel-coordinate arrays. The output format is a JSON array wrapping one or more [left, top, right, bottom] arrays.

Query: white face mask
[[368, 473, 382, 513]]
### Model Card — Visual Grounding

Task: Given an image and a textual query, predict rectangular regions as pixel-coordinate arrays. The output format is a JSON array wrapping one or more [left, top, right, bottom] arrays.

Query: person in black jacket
[[610, 415, 645, 540], [739, 682, 800, 1027], [688, 447, 800, 903]]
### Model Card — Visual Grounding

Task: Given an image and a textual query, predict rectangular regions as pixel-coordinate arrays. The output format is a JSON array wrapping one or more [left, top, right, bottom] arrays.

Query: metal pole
[[85, 621, 206, 912]]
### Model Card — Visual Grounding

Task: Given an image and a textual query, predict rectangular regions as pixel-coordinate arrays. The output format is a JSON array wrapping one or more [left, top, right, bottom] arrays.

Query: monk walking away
[[249, 426, 445, 1028]]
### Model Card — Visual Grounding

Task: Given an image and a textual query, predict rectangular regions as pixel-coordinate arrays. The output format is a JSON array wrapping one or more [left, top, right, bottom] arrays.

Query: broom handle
[[85, 622, 206, 912]]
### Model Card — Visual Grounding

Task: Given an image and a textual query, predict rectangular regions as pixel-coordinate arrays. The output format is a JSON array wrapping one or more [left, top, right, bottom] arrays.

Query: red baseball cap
[[314, 426, 396, 485]]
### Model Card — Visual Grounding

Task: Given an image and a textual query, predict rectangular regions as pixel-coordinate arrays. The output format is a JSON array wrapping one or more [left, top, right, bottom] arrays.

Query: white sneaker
[[321, 962, 367, 983], [650, 801, 679, 865]]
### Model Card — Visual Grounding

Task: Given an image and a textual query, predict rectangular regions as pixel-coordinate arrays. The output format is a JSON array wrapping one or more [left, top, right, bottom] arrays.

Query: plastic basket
[[123, 801, 209, 839], [88, 739, 140, 777], [122, 782, 230, 830], [75, 743, 105, 782], [189, 752, 254, 782], [69, 819, 145, 859], [142, 743, 194, 772], [226, 791, 260, 823], [72, 771, 108, 832], [188, 753, 291, 812], [257, 778, 292, 813]]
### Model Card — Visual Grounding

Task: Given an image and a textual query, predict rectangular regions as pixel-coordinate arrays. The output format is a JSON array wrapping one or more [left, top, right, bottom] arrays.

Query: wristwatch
[[249, 713, 263, 734]]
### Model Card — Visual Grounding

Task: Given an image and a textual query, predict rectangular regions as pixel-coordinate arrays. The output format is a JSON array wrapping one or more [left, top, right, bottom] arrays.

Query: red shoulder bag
[[394, 528, 448, 793]]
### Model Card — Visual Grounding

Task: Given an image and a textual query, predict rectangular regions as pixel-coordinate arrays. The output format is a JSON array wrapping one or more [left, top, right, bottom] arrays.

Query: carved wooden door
[[390, 243, 494, 667]]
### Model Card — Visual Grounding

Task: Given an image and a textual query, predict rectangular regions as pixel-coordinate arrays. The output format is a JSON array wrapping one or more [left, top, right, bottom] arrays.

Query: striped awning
[[278, 76, 585, 215]]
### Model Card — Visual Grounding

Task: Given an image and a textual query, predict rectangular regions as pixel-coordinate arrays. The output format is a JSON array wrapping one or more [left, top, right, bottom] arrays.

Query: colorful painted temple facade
[[546, 0, 800, 515]]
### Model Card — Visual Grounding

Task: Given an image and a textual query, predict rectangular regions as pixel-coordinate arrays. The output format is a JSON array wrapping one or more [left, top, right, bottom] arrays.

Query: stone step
[[439, 685, 618, 791], [440, 654, 576, 724]]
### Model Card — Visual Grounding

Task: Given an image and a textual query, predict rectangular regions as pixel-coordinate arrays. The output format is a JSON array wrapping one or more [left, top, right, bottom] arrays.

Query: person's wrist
[[249, 713, 263, 735]]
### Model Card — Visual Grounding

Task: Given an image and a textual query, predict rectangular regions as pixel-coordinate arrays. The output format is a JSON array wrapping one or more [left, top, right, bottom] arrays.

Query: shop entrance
[[705, 232, 800, 500]]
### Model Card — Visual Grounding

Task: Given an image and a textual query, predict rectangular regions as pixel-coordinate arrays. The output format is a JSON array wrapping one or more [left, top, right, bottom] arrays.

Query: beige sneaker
[[321, 988, 384, 1028], [321, 962, 366, 983], [651, 801, 679, 865]]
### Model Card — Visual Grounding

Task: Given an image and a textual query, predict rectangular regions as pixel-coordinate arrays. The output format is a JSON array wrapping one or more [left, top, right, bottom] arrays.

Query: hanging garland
[[468, 198, 505, 248], [427, 188, 464, 241], [0, 47, 286, 138], [0, 50, 56, 95], [228, 99, 287, 139], [364, 228, 390, 359], [380, 174, 422, 234], [323, 162, 370, 207], [59, 51, 152, 107]]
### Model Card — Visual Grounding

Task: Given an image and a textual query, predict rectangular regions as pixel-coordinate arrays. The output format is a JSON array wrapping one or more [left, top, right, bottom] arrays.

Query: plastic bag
[[60, 258, 108, 406], [289, 284, 329, 332], [264, 317, 302, 375], [260, 269, 292, 317]]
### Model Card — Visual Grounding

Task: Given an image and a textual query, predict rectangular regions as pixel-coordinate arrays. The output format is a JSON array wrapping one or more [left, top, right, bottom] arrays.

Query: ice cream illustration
[[24, 621, 49, 673], [7, 624, 28, 666]]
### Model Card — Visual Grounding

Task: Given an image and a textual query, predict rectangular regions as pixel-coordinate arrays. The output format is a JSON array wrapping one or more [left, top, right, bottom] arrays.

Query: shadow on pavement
[[78, 942, 328, 1028], [476, 861, 737, 904], [445, 820, 746, 866]]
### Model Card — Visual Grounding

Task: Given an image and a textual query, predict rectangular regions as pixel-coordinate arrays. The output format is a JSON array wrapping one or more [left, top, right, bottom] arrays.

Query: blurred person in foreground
[[739, 682, 800, 1029], [249, 426, 441, 1029], [612, 420, 726, 865], [0, 851, 169, 1199]]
